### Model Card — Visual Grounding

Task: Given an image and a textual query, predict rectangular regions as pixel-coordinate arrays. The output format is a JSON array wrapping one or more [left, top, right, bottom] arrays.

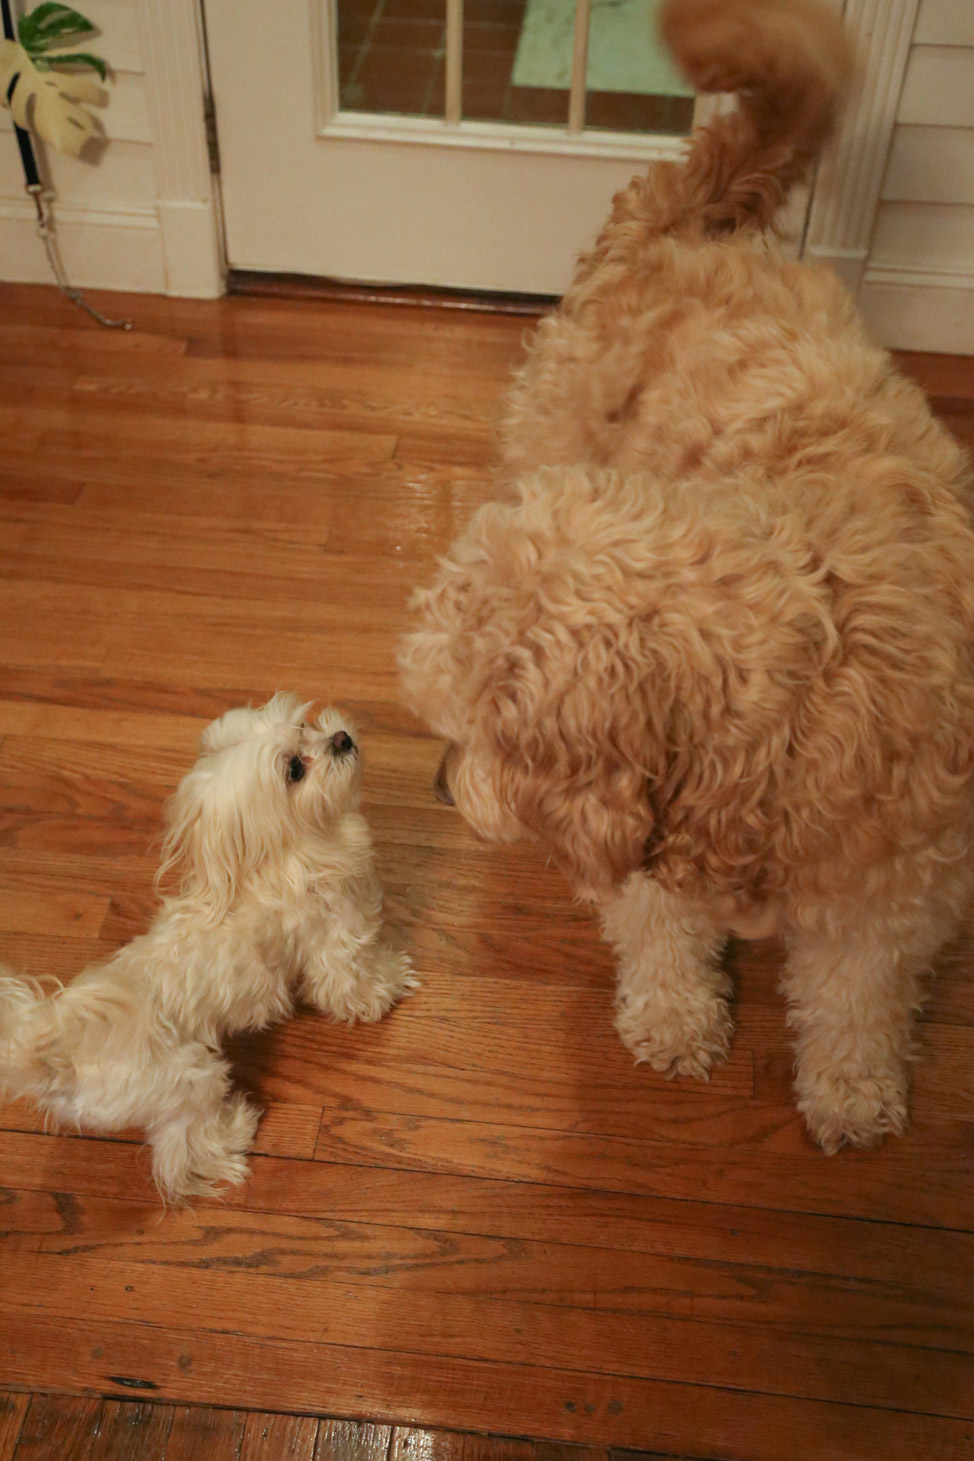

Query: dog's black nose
[[331, 730, 355, 756]]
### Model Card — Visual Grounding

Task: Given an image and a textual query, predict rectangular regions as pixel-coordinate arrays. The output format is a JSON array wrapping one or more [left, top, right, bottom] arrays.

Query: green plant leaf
[[33, 49, 106, 80], [18, 3, 96, 57]]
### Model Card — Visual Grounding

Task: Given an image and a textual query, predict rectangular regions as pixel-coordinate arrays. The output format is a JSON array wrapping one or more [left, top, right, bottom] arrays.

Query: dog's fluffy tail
[[658, 0, 854, 233]]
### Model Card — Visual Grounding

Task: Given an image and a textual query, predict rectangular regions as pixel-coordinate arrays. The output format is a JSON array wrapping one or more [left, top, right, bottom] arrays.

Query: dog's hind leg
[[602, 873, 731, 1079], [146, 1050, 260, 1202]]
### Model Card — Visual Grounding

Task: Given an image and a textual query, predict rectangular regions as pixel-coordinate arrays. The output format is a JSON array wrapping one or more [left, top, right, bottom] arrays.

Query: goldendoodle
[[400, 0, 974, 1152]]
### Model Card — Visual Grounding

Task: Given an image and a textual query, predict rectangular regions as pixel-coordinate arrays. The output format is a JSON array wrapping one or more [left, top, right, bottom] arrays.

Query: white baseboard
[[0, 197, 166, 293], [158, 198, 225, 298], [0, 195, 225, 298], [857, 264, 974, 355]]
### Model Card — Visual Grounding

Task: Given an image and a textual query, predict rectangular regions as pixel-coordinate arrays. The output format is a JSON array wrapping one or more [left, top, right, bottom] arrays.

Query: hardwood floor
[[1, 282, 973, 1461]]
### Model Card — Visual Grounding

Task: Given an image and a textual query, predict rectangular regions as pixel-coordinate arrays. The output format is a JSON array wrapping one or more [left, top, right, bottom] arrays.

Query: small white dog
[[0, 693, 414, 1201]]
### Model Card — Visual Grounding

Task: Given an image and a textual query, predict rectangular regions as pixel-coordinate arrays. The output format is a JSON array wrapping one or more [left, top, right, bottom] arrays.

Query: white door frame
[[805, 0, 922, 294], [135, 0, 223, 297], [147, 0, 919, 301]]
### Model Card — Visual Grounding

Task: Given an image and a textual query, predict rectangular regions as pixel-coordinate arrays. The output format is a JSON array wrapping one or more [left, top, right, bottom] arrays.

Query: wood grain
[[10, 1393, 102, 1461], [0, 1395, 28, 1461], [85, 1400, 174, 1461], [2, 282, 974, 1460]]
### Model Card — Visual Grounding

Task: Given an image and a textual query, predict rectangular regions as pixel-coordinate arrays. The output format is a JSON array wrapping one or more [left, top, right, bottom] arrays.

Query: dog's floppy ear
[[156, 756, 275, 921], [476, 632, 661, 894]]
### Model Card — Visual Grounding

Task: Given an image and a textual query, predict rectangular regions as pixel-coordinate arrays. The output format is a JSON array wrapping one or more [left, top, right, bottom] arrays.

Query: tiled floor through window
[[337, 0, 694, 133]]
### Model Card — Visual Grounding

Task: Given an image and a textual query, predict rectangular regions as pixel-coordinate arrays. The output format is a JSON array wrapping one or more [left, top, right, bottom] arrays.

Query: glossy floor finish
[[0, 282, 973, 1461]]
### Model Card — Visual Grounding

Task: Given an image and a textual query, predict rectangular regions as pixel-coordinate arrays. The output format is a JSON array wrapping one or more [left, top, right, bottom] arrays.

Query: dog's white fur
[[400, 0, 974, 1152], [0, 694, 413, 1200]]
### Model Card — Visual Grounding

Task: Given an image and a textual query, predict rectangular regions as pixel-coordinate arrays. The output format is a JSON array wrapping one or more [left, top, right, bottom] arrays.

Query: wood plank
[[86, 1400, 174, 1460], [0, 1099, 322, 1162], [312, 1102, 974, 1228], [314, 1420, 392, 1461], [0, 934, 113, 985], [69, 365, 504, 443], [892, 351, 974, 399], [0, 867, 110, 939], [163, 1406, 247, 1461], [0, 1394, 28, 1461], [3, 1313, 972, 1461], [4, 1194, 970, 1402], [0, 404, 399, 473], [11, 1393, 101, 1461], [0, 508, 373, 603], [4, 1134, 972, 1292], [241, 1412, 320, 1461], [390, 1430, 607, 1461], [0, 323, 189, 358], [0, 673, 242, 727]]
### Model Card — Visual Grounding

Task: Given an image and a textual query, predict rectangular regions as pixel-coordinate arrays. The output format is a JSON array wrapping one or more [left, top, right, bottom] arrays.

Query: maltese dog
[[0, 693, 414, 1201]]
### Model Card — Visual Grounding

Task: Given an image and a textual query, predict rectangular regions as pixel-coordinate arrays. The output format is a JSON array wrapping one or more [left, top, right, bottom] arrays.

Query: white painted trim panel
[[804, 0, 920, 293], [897, 46, 974, 128], [133, 0, 223, 296], [0, 198, 166, 292], [882, 125, 974, 205], [914, 0, 974, 47], [859, 265, 974, 352]]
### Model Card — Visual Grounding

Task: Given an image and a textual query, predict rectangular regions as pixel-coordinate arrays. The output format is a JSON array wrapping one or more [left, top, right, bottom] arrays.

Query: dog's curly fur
[[0, 695, 413, 1201], [400, 0, 974, 1152]]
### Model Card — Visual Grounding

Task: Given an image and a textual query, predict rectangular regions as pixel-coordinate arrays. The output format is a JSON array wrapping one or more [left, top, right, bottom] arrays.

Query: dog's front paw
[[615, 994, 732, 1080], [331, 948, 418, 1024], [798, 1071, 908, 1154]]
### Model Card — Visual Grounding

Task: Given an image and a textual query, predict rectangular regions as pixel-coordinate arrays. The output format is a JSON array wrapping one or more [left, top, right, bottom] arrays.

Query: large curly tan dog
[[400, 0, 974, 1152]]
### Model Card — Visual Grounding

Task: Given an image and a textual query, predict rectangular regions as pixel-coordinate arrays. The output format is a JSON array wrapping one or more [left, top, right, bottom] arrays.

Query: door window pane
[[337, 0, 446, 117], [336, 0, 693, 133]]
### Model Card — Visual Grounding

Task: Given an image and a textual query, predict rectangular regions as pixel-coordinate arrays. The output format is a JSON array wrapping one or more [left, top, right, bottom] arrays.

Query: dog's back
[[499, 0, 968, 511]]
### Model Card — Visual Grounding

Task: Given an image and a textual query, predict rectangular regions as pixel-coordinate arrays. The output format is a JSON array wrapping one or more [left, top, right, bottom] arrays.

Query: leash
[[1, 0, 131, 328]]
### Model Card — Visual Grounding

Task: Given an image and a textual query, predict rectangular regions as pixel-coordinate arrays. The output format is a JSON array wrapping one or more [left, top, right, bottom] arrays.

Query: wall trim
[[804, 0, 921, 293], [0, 197, 166, 292], [134, 0, 224, 297], [858, 263, 974, 352]]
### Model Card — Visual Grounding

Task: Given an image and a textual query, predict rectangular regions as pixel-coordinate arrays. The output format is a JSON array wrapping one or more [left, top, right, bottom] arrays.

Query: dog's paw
[[331, 949, 417, 1024], [798, 1072, 908, 1155], [615, 995, 732, 1080]]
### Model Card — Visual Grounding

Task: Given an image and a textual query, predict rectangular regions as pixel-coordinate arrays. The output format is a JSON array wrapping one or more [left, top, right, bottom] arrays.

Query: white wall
[[858, 0, 974, 352], [0, 0, 221, 296]]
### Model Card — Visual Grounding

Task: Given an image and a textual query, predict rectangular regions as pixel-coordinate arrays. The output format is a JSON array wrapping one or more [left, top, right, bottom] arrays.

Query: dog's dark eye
[[286, 754, 305, 784]]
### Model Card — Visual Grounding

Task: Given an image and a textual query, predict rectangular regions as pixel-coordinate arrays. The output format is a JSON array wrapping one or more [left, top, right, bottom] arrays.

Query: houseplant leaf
[[33, 49, 107, 81], [17, 3, 95, 56]]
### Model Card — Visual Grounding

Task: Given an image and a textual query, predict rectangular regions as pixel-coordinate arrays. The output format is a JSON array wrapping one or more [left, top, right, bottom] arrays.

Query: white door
[[202, 0, 704, 294]]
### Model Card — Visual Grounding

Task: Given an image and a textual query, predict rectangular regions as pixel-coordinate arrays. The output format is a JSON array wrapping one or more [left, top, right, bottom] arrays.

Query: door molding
[[804, 0, 921, 294], [135, 0, 224, 297]]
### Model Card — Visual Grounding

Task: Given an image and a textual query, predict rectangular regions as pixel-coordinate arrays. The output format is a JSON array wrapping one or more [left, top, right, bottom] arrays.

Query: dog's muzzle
[[434, 747, 455, 806]]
